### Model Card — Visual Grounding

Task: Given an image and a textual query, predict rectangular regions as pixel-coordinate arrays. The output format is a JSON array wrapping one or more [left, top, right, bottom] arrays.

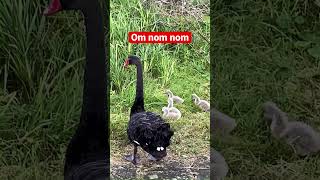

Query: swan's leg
[[132, 144, 140, 164], [124, 144, 140, 164]]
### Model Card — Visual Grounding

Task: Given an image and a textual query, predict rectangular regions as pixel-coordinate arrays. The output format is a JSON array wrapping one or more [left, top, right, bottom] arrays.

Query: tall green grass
[[109, 0, 210, 175], [110, 0, 209, 111], [0, 0, 209, 179], [0, 0, 85, 179], [213, 0, 320, 179]]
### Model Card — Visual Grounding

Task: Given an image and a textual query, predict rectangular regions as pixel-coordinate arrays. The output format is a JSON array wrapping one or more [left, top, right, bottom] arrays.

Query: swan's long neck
[[81, 6, 106, 125], [131, 60, 145, 115]]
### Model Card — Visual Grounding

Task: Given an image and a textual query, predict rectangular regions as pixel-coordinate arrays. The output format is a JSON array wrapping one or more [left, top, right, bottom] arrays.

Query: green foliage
[[0, 0, 209, 178], [110, 0, 210, 158], [212, 0, 320, 179]]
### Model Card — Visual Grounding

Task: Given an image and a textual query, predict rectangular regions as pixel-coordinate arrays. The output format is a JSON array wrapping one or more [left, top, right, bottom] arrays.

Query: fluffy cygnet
[[162, 107, 181, 120], [262, 101, 289, 139], [211, 108, 237, 135], [192, 94, 210, 112], [262, 101, 286, 124], [211, 148, 229, 180], [263, 101, 320, 156], [162, 98, 181, 120], [279, 121, 320, 156], [270, 112, 289, 139], [164, 89, 184, 104]]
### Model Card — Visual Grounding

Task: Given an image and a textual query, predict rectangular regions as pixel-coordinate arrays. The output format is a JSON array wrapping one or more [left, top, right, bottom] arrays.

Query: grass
[[212, 0, 320, 179], [0, 0, 209, 179], [110, 0, 210, 178], [0, 0, 85, 179]]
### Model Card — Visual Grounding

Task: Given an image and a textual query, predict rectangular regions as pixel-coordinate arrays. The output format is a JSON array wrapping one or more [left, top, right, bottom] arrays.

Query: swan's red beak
[[123, 59, 129, 68], [43, 0, 62, 16]]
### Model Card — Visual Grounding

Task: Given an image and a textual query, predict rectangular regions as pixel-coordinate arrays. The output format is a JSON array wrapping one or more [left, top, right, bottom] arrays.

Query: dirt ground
[[111, 144, 210, 180]]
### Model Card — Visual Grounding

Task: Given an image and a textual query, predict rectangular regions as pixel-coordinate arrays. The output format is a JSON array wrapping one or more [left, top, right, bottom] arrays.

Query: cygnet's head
[[164, 89, 173, 97], [191, 94, 199, 102], [262, 101, 283, 124]]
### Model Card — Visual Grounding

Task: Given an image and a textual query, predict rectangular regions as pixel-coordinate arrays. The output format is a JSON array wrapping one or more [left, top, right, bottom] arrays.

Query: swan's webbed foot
[[124, 154, 134, 161], [124, 154, 140, 164], [124, 144, 140, 165], [147, 154, 157, 161]]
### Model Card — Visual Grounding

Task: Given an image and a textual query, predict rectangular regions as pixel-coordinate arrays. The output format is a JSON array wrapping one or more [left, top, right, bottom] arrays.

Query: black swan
[[44, 0, 108, 179], [123, 55, 174, 164]]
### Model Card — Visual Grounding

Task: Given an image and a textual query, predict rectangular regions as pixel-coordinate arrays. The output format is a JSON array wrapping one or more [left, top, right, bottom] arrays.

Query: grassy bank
[[110, 0, 210, 178], [0, 0, 209, 179], [212, 0, 320, 179]]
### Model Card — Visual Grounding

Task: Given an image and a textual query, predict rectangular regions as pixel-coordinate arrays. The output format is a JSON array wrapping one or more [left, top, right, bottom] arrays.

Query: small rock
[[149, 174, 158, 179]]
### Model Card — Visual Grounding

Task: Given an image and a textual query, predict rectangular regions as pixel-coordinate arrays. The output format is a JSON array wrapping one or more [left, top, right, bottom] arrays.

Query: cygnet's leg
[[124, 144, 140, 165]]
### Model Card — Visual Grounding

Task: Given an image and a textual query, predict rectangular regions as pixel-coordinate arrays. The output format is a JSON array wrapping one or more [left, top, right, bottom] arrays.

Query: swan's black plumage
[[44, 0, 108, 179], [124, 56, 174, 164]]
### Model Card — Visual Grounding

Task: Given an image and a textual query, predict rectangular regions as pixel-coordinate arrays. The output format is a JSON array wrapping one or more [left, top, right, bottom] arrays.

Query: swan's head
[[43, 0, 62, 15], [43, 0, 91, 16], [124, 55, 141, 68], [136, 123, 174, 160]]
